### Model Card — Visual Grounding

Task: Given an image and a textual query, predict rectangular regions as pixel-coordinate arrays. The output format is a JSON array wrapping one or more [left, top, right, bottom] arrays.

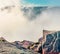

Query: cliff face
[[43, 30, 56, 41], [43, 30, 60, 53]]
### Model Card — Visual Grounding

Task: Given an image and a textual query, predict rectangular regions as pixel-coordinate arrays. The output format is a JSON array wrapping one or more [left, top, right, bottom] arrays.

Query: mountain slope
[[0, 37, 39, 54]]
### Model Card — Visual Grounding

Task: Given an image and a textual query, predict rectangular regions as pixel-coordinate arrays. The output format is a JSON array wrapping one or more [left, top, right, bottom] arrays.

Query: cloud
[[0, 0, 60, 42], [21, 7, 47, 20], [43, 7, 60, 30], [0, 0, 28, 42], [21, 7, 60, 41]]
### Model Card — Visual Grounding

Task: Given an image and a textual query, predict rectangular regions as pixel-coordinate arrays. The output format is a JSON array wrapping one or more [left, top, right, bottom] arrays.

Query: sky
[[0, 0, 60, 42], [21, 0, 60, 6]]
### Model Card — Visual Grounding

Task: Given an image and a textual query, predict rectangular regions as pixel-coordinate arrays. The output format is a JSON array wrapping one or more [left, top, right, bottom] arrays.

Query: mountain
[[12, 40, 34, 50], [0, 37, 21, 54], [0, 37, 40, 54], [42, 30, 60, 54]]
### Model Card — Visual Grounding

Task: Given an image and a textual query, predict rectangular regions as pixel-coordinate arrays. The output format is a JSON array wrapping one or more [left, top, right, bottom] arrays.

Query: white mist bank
[[0, 0, 60, 42]]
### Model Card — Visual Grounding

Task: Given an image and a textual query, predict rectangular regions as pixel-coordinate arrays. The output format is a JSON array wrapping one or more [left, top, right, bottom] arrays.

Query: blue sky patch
[[21, 0, 60, 6]]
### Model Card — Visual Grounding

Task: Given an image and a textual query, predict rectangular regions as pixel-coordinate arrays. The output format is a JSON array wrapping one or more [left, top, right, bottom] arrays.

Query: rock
[[0, 37, 39, 54], [42, 30, 60, 54]]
